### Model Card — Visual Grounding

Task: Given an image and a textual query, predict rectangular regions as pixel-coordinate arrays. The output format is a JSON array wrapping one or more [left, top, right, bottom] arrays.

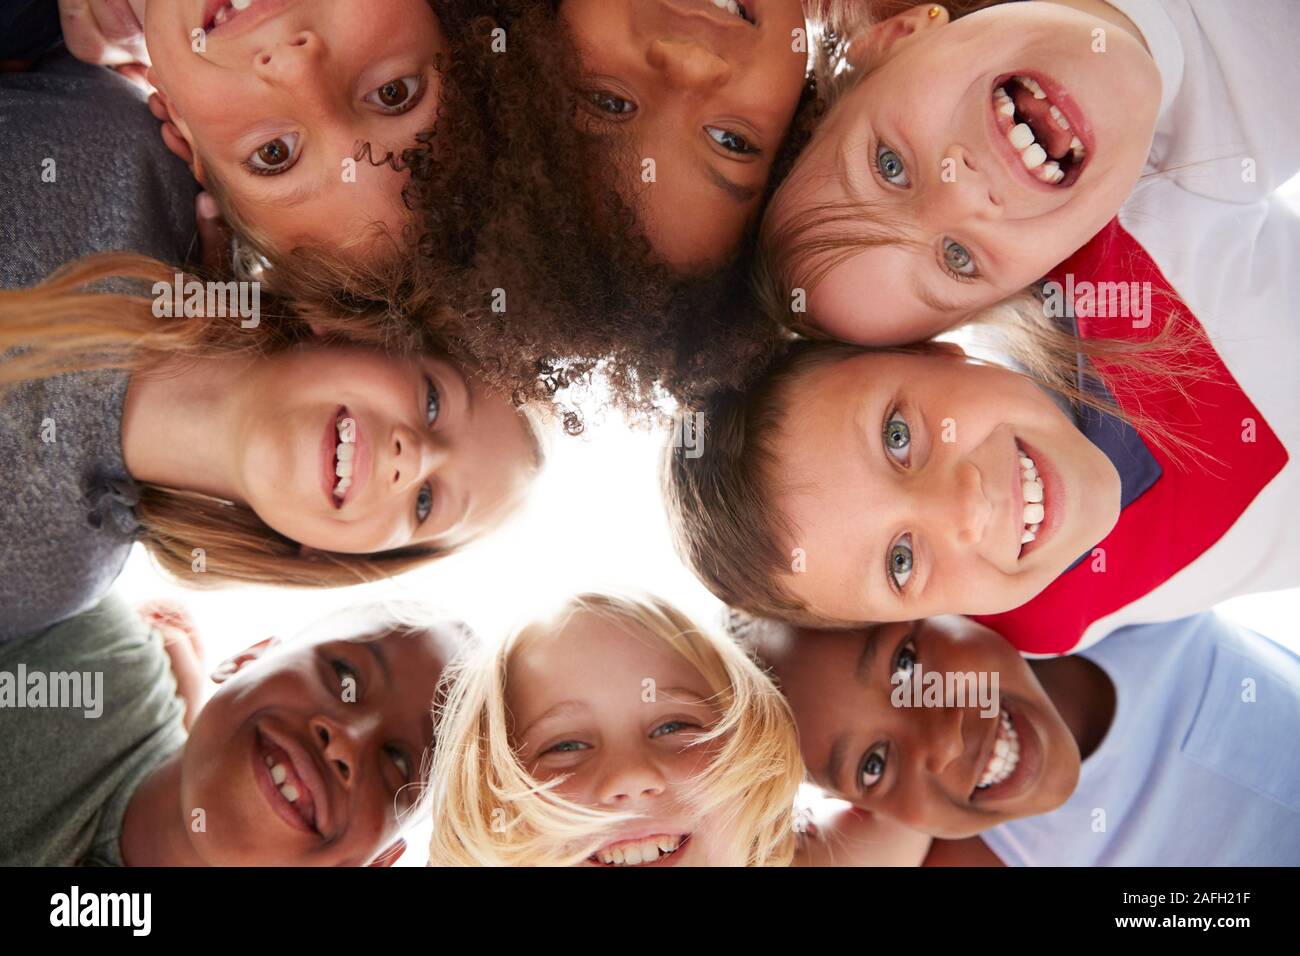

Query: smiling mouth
[[332, 408, 356, 506], [992, 75, 1088, 187], [205, 0, 254, 31], [256, 731, 320, 834], [705, 0, 755, 24], [974, 708, 1021, 793], [589, 834, 690, 866], [1016, 441, 1046, 554]]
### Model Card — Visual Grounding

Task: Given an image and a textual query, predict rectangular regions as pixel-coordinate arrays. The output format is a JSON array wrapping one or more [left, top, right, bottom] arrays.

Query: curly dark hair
[[232, 0, 816, 431], [399, 0, 807, 427]]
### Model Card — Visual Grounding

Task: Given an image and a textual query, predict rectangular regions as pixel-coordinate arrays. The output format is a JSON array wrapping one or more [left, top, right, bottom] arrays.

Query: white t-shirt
[[982, 612, 1300, 865], [1109, 0, 1300, 199]]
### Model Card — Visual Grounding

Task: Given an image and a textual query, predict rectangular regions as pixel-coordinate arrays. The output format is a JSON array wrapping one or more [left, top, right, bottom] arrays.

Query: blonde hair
[[426, 592, 803, 867], [0, 252, 547, 589]]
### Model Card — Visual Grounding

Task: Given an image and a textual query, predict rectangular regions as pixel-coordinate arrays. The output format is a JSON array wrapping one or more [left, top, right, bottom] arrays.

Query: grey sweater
[[1, 51, 197, 639]]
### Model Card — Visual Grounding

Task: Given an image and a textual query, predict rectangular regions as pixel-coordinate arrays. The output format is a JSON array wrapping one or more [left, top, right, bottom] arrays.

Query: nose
[[938, 459, 992, 547], [645, 38, 730, 91], [311, 711, 380, 786], [929, 145, 1001, 221], [918, 703, 966, 775], [387, 425, 448, 496], [252, 30, 325, 88], [595, 747, 669, 806]]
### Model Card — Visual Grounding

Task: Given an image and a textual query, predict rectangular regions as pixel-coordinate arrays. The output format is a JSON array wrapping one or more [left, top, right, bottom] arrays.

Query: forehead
[[508, 613, 702, 712]]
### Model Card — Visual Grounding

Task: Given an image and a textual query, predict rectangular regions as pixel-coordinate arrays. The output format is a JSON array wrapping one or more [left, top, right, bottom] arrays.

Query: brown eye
[[244, 133, 300, 175], [365, 75, 425, 114], [378, 79, 410, 107]]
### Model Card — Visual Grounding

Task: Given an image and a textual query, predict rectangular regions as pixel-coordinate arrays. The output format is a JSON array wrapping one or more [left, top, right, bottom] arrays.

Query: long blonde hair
[[426, 592, 803, 867], [0, 252, 542, 589]]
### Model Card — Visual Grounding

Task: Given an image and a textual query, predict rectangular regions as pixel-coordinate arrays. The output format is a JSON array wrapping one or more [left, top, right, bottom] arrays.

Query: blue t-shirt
[[982, 612, 1300, 865]]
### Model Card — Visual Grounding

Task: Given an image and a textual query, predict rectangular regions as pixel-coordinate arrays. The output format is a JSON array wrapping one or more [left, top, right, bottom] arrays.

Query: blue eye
[[874, 144, 910, 187], [424, 377, 441, 427], [415, 484, 433, 524], [544, 740, 590, 755], [860, 743, 889, 789], [883, 411, 911, 464], [888, 534, 914, 590], [706, 125, 759, 155], [650, 720, 693, 739]]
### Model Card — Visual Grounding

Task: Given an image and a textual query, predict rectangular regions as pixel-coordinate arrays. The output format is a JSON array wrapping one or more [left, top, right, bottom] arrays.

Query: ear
[[846, 4, 950, 72], [210, 636, 277, 685], [368, 839, 406, 868]]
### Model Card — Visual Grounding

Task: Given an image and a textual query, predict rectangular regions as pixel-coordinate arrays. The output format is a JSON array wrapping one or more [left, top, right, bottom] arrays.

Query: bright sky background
[[113, 176, 1300, 866]]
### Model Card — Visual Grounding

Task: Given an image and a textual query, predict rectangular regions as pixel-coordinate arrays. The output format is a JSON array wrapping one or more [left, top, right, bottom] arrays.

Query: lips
[[1014, 438, 1063, 562], [988, 71, 1093, 192], [969, 701, 1040, 804], [321, 406, 369, 509], [586, 833, 691, 867], [201, 0, 298, 40], [252, 727, 330, 837]]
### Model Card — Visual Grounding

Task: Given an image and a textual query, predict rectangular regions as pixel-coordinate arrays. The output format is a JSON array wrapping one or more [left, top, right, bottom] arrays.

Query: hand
[[58, 0, 149, 68], [138, 600, 207, 730]]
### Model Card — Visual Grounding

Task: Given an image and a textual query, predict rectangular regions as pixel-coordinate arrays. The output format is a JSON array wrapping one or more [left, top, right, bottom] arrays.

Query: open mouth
[[992, 75, 1088, 187], [204, 0, 253, 31], [588, 833, 690, 867], [1016, 441, 1046, 552], [974, 708, 1020, 792], [699, 0, 755, 25], [331, 408, 356, 507], [254, 730, 320, 835]]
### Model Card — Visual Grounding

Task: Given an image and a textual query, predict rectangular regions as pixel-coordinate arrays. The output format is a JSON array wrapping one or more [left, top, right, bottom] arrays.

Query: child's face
[[507, 610, 736, 866], [767, 349, 1120, 622], [181, 611, 461, 865], [144, 1, 447, 256], [764, 617, 1079, 839], [560, 0, 809, 271], [765, 3, 1159, 344], [232, 344, 537, 557]]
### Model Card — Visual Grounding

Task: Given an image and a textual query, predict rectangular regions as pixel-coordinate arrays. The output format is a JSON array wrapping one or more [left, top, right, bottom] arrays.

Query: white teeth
[[333, 416, 357, 501], [264, 755, 274, 767], [1018, 447, 1046, 547], [279, 782, 299, 803], [232, 0, 252, 8], [1021, 143, 1047, 170], [1070, 135, 1085, 163], [270, 762, 287, 785], [709, 0, 746, 19], [1036, 160, 1065, 185], [1008, 123, 1034, 150], [1015, 75, 1047, 99], [1048, 104, 1070, 131], [994, 86, 1016, 118], [595, 836, 682, 866], [976, 710, 1021, 790], [335, 458, 353, 479]]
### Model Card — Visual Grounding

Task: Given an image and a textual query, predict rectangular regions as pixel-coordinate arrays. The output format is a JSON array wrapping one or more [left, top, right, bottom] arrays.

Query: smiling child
[[0, 596, 469, 866]]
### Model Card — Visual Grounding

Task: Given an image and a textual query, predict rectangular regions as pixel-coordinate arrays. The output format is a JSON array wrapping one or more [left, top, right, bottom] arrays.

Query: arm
[[137, 601, 207, 730], [792, 799, 932, 867]]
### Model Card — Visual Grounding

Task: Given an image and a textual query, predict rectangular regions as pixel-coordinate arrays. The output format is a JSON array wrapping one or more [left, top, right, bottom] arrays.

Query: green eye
[[875, 144, 910, 186], [883, 413, 911, 462], [888, 535, 914, 590], [943, 238, 977, 277]]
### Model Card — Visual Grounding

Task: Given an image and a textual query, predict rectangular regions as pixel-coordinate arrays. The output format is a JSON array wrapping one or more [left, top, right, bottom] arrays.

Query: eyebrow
[[702, 161, 761, 205], [855, 626, 883, 683], [518, 699, 587, 742], [358, 638, 392, 687], [824, 734, 848, 794]]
